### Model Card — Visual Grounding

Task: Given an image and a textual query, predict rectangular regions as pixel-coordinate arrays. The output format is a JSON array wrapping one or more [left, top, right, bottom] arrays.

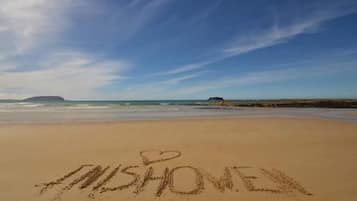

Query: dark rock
[[208, 97, 224, 102]]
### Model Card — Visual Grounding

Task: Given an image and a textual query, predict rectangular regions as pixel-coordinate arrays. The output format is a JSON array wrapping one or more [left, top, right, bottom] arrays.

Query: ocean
[[0, 100, 356, 123]]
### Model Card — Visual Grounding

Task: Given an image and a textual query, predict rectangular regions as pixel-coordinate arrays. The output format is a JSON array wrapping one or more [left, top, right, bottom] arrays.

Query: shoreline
[[1, 107, 357, 124], [1, 115, 357, 127]]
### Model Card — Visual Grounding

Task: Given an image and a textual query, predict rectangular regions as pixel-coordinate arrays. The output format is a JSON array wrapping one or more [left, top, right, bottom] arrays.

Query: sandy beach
[[0, 118, 356, 201], [1, 0, 357, 200], [350, 112, 357, 117]]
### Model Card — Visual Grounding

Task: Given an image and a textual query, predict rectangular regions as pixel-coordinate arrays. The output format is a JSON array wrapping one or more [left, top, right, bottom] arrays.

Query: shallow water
[[0, 101, 356, 123]]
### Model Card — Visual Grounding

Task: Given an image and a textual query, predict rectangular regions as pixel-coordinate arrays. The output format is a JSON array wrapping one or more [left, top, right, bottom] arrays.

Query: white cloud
[[170, 63, 357, 97], [0, 25, 8, 32], [84, 0, 172, 45], [0, 52, 130, 99], [224, 22, 315, 56], [224, 10, 354, 56], [0, 0, 76, 53], [113, 71, 205, 100], [150, 60, 218, 76], [225, 1, 357, 57], [0, 0, 172, 55], [1, 1, 356, 100], [152, 2, 357, 76], [0, 0, 142, 99], [117, 61, 357, 100]]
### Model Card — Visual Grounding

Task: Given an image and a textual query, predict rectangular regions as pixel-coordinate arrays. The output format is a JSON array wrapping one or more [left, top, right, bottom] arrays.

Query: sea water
[[0, 100, 356, 123]]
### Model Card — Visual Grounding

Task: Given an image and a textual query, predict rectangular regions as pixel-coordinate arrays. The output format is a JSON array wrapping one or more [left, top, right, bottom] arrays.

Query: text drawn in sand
[[140, 149, 182, 165], [35, 150, 313, 201]]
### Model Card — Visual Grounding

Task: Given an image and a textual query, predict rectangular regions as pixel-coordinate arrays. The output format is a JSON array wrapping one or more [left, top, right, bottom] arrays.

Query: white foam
[[65, 104, 109, 109]]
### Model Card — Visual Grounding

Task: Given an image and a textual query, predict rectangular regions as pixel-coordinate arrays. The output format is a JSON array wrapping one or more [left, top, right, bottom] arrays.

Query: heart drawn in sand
[[140, 150, 182, 166]]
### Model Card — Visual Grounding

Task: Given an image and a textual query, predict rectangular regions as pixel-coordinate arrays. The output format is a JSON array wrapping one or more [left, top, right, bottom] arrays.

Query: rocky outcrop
[[208, 97, 224, 102]]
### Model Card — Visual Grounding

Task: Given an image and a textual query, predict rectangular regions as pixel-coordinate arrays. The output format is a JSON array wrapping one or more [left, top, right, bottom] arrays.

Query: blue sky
[[1, 0, 357, 100]]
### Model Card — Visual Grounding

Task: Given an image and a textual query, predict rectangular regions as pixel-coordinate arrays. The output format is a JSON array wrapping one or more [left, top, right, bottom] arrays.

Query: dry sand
[[0, 118, 357, 201]]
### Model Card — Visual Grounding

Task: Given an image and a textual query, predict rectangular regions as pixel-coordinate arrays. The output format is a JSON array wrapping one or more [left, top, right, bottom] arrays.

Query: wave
[[65, 104, 109, 109], [22, 103, 44, 108], [0, 102, 44, 108]]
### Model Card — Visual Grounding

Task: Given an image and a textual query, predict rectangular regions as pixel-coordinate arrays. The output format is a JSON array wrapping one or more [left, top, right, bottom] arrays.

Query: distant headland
[[23, 96, 65, 102], [208, 97, 357, 108]]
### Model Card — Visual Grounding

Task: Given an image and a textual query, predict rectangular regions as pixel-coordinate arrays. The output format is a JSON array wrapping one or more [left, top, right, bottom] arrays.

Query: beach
[[1, 117, 357, 201], [351, 112, 357, 117], [2, 0, 357, 201]]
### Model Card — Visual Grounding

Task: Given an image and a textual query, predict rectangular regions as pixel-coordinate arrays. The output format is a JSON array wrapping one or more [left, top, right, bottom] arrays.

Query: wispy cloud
[[224, 3, 357, 56], [160, 71, 206, 85], [170, 62, 357, 97], [0, 0, 163, 99], [120, 60, 357, 99], [152, 2, 357, 76], [1, 1, 357, 100], [75, 0, 173, 47], [0, 0, 170, 56], [116, 71, 206, 100], [0, 52, 130, 99], [150, 59, 221, 76], [0, 0, 77, 54]]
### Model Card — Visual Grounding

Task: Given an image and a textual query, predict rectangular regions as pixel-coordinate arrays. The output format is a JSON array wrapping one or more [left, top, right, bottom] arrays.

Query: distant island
[[23, 96, 65, 102], [208, 97, 224, 102]]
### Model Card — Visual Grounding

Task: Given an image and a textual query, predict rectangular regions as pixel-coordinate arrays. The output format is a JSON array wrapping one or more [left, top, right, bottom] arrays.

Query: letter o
[[168, 166, 204, 195]]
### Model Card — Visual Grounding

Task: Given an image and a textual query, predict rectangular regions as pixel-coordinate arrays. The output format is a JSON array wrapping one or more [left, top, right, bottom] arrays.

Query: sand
[[0, 118, 357, 201]]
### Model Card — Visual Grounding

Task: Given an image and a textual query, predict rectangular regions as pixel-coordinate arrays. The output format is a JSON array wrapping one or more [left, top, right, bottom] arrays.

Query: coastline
[[0, 115, 356, 127], [1, 106, 357, 124]]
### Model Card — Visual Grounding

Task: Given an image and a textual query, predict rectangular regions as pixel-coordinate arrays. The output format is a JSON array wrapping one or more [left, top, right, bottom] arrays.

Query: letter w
[[200, 167, 234, 192]]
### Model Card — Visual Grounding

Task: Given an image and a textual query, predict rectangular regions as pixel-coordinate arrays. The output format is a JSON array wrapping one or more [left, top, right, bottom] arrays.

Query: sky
[[1, 0, 357, 100]]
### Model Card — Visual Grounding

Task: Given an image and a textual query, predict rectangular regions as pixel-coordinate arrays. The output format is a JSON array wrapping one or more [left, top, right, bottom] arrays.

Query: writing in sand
[[35, 150, 313, 200]]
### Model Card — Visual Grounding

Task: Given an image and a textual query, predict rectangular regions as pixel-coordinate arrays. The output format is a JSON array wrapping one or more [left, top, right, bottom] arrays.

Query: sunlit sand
[[1, 118, 356, 201]]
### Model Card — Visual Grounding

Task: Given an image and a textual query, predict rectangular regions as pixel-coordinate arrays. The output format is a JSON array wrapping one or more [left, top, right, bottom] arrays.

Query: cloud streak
[[0, 0, 78, 54], [0, 0, 155, 99], [116, 71, 206, 100], [0, 52, 129, 99], [170, 63, 357, 98], [153, 1, 357, 76], [1, 1, 357, 100]]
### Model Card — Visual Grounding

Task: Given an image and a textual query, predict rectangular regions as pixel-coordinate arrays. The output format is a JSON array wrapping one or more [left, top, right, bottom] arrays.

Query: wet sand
[[0, 118, 357, 201]]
